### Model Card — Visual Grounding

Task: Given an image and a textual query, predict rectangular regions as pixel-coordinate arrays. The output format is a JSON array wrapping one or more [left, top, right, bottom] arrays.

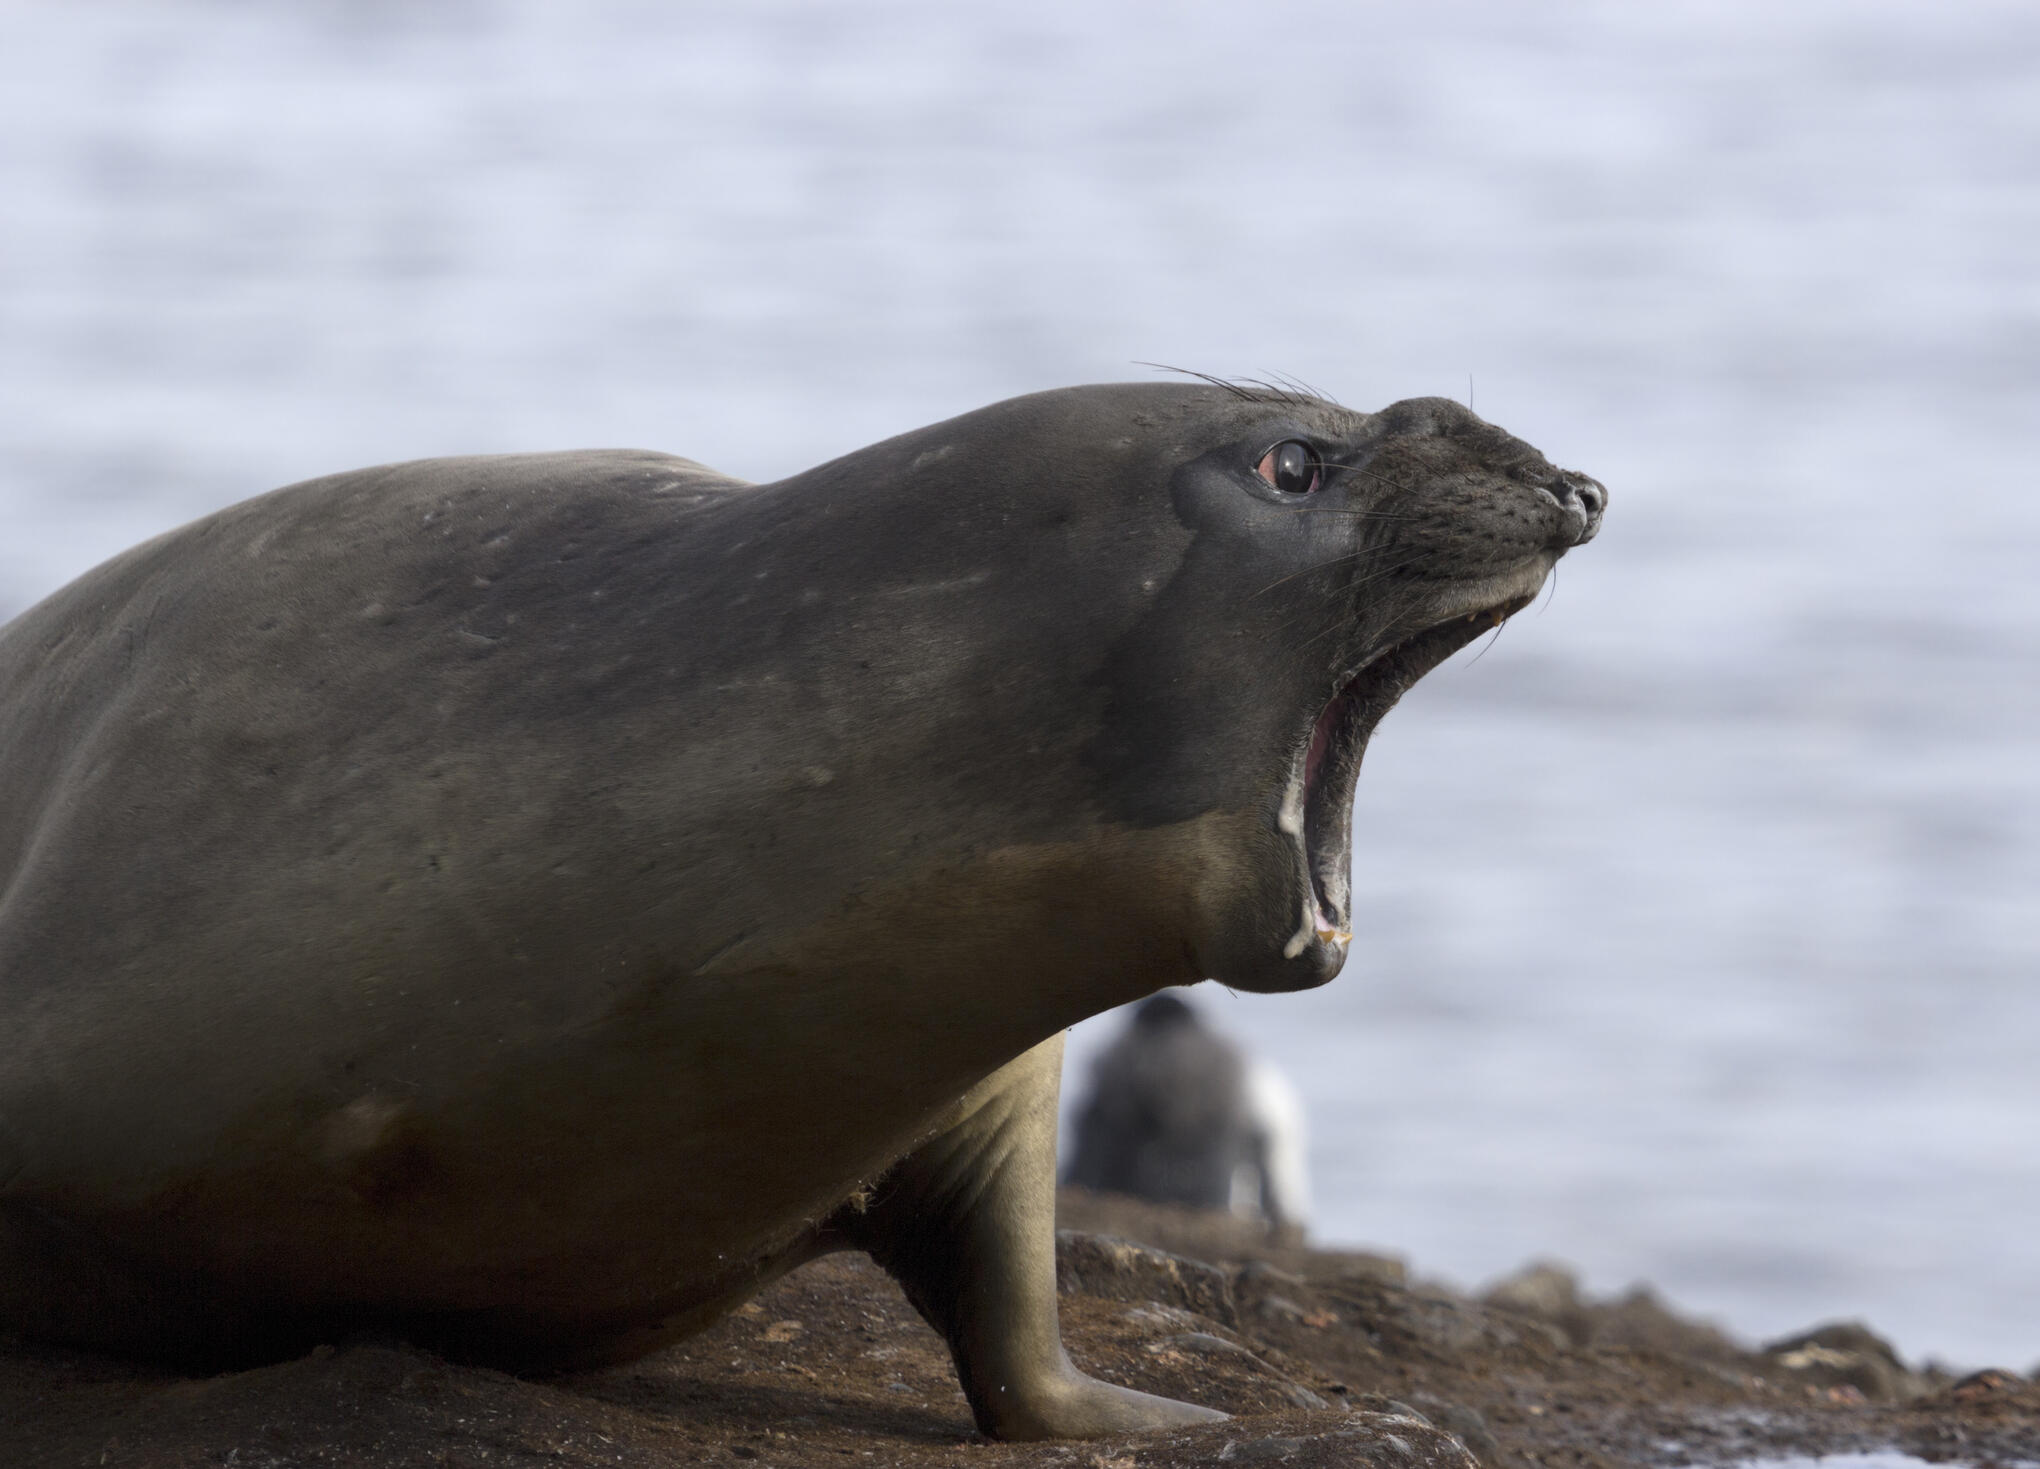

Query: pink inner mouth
[[1303, 685, 1347, 808]]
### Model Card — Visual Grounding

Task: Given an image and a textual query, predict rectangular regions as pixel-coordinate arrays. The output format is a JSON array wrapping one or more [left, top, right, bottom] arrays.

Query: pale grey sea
[[3, 0, 2036, 1370]]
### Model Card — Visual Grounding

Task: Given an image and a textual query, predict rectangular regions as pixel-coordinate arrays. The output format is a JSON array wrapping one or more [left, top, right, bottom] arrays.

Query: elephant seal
[[0, 383, 1602, 1439], [1065, 993, 1311, 1233]]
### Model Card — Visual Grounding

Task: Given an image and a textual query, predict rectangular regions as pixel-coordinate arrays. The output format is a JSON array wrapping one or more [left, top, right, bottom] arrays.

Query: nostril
[[1555, 472, 1606, 519], [1538, 471, 1605, 547]]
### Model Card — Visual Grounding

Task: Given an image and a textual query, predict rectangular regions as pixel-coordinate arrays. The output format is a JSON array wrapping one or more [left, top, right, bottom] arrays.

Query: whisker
[[1133, 362, 1261, 402], [1299, 576, 1435, 653], [1268, 370, 1342, 407], [1234, 375, 1319, 407], [1297, 612, 1353, 651], [1131, 363, 1335, 409], [1463, 620, 1508, 667], [1287, 503, 1416, 523], [1536, 564, 1560, 615], [1253, 547, 1432, 601], [1320, 461, 1415, 497], [1271, 555, 1439, 641]]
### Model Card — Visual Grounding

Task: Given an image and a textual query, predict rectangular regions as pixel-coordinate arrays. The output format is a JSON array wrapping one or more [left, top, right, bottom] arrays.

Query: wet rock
[[1246, 1293, 1313, 1326], [1235, 1260, 1311, 1303], [1056, 1229, 1238, 1326], [1406, 1394, 1501, 1466], [1596, 1284, 1744, 1360], [1234, 1260, 1341, 1330], [1349, 1391, 1494, 1462], [1481, 1261, 1592, 1347], [1763, 1320, 1918, 1402], [1318, 1251, 1407, 1287], [1122, 1302, 1209, 1333], [1153, 1330, 1260, 1362], [1763, 1319, 1907, 1368], [1354, 1393, 1432, 1424], [1484, 1263, 1747, 1362], [1129, 1412, 1479, 1468], [1103, 1311, 1334, 1415], [1143, 1334, 1330, 1411], [1317, 1410, 1482, 1467], [1482, 1261, 1582, 1320], [1335, 1275, 1552, 1359], [1056, 1188, 1404, 1287], [1218, 1433, 1311, 1461], [1950, 1367, 2025, 1399]]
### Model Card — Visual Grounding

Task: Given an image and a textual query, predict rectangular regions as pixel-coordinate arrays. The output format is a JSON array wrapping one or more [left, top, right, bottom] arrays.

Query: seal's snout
[[1547, 469, 1606, 546]]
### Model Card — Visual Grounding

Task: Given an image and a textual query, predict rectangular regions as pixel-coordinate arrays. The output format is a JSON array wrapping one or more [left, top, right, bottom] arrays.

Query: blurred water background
[[3, 0, 2036, 1370]]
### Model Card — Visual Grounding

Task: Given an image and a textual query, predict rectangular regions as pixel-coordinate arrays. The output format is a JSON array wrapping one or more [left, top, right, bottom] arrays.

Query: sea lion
[[1065, 992, 1311, 1233], [0, 383, 1602, 1439]]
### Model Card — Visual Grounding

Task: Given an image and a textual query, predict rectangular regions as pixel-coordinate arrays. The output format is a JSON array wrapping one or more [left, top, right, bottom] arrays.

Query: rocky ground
[[5, 1190, 2036, 1468]]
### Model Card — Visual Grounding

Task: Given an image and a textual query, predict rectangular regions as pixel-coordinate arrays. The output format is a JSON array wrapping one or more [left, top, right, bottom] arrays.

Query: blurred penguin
[[1064, 993, 1310, 1237]]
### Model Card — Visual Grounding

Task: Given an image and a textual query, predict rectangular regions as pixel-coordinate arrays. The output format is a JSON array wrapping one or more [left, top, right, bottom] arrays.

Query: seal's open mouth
[[1287, 594, 1537, 955]]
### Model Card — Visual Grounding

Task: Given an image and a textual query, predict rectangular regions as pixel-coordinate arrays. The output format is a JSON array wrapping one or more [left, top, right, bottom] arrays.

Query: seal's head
[[915, 383, 1604, 995], [1169, 388, 1605, 991]]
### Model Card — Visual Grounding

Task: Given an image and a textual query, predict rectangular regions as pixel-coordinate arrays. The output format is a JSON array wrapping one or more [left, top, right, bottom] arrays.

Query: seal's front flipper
[[832, 1033, 1226, 1441]]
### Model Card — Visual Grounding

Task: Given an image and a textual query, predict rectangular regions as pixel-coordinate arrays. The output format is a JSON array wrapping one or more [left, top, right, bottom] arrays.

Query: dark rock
[[1235, 1260, 1311, 1300], [1407, 1394, 1501, 1466], [1949, 1367, 2026, 1401], [1217, 1434, 1310, 1461], [1764, 1320, 1909, 1372], [1179, 1413, 1478, 1467], [1479, 1261, 1592, 1347], [1319, 1251, 1407, 1287], [1594, 1285, 1746, 1361], [1341, 1278, 1548, 1359], [1234, 1260, 1333, 1329], [1144, 1332, 1330, 1410], [1321, 1411, 1483, 1467], [1481, 1261, 1582, 1320], [1484, 1263, 1747, 1362], [1763, 1320, 1918, 1402], [1056, 1229, 1239, 1326]]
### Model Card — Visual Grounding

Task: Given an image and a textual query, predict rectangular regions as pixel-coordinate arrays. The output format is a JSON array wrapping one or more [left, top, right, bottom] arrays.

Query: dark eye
[[1256, 440, 1322, 494]]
